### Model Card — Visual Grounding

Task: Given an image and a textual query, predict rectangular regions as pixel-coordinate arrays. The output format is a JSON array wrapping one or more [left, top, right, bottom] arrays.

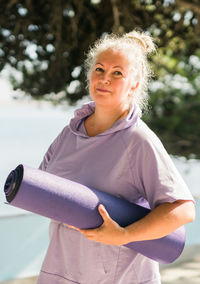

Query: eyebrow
[[95, 63, 124, 70], [113, 65, 124, 70]]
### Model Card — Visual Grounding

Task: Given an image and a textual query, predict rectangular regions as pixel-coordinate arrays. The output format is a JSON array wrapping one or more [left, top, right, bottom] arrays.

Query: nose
[[99, 73, 111, 85]]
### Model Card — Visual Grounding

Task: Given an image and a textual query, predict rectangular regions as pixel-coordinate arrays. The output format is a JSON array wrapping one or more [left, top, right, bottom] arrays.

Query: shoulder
[[48, 124, 71, 151], [54, 124, 70, 141], [59, 124, 71, 139], [120, 120, 172, 167], [123, 119, 164, 151]]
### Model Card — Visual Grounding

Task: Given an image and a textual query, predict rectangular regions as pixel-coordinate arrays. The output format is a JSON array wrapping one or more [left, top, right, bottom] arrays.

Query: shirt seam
[[120, 133, 137, 193], [40, 270, 81, 283], [112, 246, 122, 283]]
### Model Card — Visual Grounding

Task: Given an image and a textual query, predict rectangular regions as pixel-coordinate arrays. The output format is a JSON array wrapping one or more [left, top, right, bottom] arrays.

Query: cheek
[[89, 76, 96, 97], [117, 79, 130, 92], [90, 73, 98, 87], [124, 77, 134, 91], [89, 82, 94, 97]]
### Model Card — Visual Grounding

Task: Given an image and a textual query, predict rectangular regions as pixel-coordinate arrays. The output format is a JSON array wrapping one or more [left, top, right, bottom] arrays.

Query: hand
[[77, 204, 129, 246]]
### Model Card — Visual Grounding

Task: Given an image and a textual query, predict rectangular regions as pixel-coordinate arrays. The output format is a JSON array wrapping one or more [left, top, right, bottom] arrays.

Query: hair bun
[[123, 30, 156, 55]]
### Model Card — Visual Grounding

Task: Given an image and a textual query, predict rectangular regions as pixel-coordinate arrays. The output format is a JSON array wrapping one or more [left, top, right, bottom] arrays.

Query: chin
[[92, 94, 109, 101]]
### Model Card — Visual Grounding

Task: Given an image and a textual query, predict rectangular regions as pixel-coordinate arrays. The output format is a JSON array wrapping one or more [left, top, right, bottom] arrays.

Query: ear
[[131, 81, 139, 92], [128, 81, 139, 97]]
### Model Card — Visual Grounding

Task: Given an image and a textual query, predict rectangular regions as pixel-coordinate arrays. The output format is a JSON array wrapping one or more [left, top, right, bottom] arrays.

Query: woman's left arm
[[76, 200, 195, 246]]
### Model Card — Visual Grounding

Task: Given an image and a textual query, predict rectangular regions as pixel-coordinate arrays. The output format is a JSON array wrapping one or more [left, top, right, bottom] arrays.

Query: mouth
[[96, 88, 111, 93]]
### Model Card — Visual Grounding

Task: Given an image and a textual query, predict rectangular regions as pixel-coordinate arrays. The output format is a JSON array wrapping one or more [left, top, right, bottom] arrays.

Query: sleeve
[[39, 126, 68, 171], [132, 132, 194, 209]]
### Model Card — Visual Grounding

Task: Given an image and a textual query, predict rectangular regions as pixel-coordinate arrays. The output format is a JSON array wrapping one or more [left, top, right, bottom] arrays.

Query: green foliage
[[145, 48, 200, 158], [0, 0, 200, 158]]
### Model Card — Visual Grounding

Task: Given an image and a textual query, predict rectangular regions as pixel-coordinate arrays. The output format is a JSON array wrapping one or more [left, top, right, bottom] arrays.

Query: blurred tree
[[0, 0, 200, 158], [144, 50, 200, 159]]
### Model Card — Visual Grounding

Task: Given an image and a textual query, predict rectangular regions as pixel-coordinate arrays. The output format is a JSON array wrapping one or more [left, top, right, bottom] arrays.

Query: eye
[[95, 67, 104, 72], [113, 70, 123, 76]]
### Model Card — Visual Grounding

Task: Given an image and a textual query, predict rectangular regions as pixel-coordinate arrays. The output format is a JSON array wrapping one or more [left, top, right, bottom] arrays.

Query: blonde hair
[[84, 30, 156, 110]]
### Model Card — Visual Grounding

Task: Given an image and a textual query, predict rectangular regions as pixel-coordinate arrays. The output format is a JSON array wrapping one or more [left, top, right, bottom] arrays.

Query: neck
[[94, 104, 129, 125], [85, 103, 130, 137]]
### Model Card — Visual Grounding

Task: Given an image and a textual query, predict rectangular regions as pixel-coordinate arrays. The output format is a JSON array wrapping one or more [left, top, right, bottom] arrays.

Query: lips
[[96, 88, 111, 93]]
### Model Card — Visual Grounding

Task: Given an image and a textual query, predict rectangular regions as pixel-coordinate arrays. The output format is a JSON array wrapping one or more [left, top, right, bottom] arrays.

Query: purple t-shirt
[[37, 102, 193, 284]]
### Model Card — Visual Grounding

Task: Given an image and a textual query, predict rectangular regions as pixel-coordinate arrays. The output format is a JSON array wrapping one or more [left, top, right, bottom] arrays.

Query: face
[[89, 49, 138, 109]]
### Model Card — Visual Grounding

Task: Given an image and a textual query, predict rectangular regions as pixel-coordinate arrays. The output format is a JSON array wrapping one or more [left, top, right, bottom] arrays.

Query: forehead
[[95, 49, 131, 68]]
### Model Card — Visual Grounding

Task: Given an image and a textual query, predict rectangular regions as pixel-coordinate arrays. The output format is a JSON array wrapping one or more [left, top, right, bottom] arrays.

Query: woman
[[37, 30, 195, 284]]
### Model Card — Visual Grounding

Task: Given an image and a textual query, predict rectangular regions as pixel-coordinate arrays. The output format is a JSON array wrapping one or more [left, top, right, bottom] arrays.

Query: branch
[[110, 0, 120, 33], [7, 0, 18, 9]]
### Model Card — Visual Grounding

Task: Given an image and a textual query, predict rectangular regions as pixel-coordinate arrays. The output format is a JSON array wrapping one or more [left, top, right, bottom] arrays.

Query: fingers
[[65, 224, 80, 231], [65, 204, 114, 243], [65, 224, 97, 241], [65, 204, 125, 245], [98, 204, 111, 223]]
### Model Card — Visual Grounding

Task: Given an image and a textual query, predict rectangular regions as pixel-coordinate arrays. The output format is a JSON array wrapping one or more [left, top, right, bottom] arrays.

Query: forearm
[[124, 200, 195, 243], [73, 200, 195, 246]]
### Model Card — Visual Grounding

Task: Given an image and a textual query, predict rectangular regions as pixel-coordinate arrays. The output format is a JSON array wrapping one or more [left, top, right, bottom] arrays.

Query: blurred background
[[0, 0, 199, 283]]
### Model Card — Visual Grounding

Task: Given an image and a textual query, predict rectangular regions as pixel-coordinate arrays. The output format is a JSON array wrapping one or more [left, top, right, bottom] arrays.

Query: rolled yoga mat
[[4, 164, 185, 264]]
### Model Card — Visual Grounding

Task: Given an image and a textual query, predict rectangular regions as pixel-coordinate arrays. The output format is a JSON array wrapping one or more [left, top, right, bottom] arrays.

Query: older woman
[[37, 30, 195, 284]]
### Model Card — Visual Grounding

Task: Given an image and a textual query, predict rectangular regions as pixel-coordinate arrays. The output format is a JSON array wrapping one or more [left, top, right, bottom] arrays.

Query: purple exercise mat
[[4, 164, 185, 264]]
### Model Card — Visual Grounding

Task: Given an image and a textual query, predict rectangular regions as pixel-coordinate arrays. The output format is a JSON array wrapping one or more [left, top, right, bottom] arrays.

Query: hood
[[69, 101, 142, 138]]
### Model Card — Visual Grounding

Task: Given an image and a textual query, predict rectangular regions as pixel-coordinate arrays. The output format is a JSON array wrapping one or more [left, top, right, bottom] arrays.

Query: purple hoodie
[[37, 102, 193, 284]]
